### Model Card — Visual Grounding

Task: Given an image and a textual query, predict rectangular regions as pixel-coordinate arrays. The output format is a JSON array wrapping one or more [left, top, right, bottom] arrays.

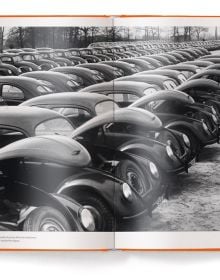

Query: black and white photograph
[[0, 22, 220, 233]]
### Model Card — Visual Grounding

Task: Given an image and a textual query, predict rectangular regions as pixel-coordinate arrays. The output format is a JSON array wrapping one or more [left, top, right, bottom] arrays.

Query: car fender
[[10, 181, 82, 231], [118, 140, 171, 172], [165, 121, 202, 142]]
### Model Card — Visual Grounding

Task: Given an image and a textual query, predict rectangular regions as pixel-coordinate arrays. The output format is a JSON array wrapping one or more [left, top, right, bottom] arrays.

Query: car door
[[0, 84, 25, 105]]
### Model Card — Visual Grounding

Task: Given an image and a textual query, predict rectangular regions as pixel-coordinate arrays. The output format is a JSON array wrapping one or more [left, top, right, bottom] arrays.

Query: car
[[130, 89, 219, 160], [116, 74, 178, 90], [21, 71, 81, 92], [0, 76, 53, 105], [101, 61, 139, 75], [0, 53, 40, 72], [76, 63, 123, 81], [71, 107, 192, 178], [91, 47, 115, 60], [171, 50, 194, 61], [18, 52, 59, 70], [0, 134, 96, 232], [38, 50, 74, 66], [161, 64, 200, 79], [80, 80, 159, 107], [183, 60, 214, 68], [199, 57, 220, 64], [169, 51, 187, 62], [206, 63, 220, 71], [78, 48, 101, 63], [120, 58, 155, 71], [90, 48, 112, 61], [0, 106, 160, 230], [0, 63, 21, 76], [136, 69, 187, 84], [54, 49, 87, 65], [176, 79, 220, 117], [51, 66, 105, 88], [20, 92, 119, 127], [188, 69, 220, 83], [148, 55, 172, 66], [137, 56, 163, 68], [159, 53, 179, 64]]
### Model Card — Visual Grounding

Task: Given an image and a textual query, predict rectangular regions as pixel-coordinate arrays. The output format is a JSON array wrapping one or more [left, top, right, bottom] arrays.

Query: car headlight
[[182, 133, 190, 146], [202, 120, 209, 133], [212, 114, 218, 124], [8, 69, 12, 74], [122, 183, 133, 201], [63, 62, 67, 66], [79, 208, 96, 231], [149, 161, 160, 179], [28, 67, 33, 71], [166, 145, 176, 160]]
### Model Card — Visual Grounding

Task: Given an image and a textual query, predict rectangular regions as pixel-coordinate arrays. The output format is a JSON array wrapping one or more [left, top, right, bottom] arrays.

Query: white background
[[1, 0, 220, 279]]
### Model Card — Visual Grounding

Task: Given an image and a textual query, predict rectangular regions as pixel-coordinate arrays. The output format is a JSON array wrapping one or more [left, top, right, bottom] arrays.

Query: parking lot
[[136, 142, 220, 231]]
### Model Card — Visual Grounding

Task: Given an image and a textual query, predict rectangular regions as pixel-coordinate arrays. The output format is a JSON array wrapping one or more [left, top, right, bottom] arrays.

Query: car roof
[[0, 106, 68, 136], [72, 107, 162, 138], [177, 78, 219, 91], [0, 135, 91, 167], [118, 74, 173, 83], [189, 69, 220, 79], [0, 76, 46, 87], [80, 81, 156, 95], [130, 90, 194, 108], [20, 92, 115, 113], [21, 71, 71, 81]]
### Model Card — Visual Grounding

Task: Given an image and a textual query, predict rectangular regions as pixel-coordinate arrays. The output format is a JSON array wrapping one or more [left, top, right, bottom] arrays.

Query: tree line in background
[[0, 26, 218, 51]]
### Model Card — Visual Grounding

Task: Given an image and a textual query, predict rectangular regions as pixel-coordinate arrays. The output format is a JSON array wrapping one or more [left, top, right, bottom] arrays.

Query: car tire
[[23, 206, 72, 232], [72, 193, 115, 232], [115, 159, 150, 196]]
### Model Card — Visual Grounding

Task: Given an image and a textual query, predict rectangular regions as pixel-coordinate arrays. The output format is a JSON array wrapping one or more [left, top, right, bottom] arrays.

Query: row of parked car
[[0, 40, 220, 232]]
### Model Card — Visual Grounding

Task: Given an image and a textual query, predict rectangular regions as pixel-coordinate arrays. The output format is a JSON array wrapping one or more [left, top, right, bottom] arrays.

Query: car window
[[107, 93, 125, 102], [1, 57, 12, 63], [95, 101, 119, 115], [2, 85, 24, 99], [22, 55, 34, 61], [35, 118, 74, 137], [53, 107, 91, 118]]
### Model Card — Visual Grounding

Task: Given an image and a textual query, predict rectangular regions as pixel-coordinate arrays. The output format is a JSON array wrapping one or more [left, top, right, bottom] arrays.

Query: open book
[[0, 15, 220, 251]]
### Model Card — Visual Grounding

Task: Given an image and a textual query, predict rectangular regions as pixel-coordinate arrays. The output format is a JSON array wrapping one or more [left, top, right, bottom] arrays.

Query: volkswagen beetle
[[0, 76, 53, 105], [21, 71, 80, 92], [0, 106, 160, 230], [0, 53, 40, 72], [130, 90, 219, 160], [51, 66, 105, 88]]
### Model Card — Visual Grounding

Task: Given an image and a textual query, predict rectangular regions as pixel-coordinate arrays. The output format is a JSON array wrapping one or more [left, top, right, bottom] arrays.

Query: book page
[[114, 15, 220, 250], [0, 16, 116, 251]]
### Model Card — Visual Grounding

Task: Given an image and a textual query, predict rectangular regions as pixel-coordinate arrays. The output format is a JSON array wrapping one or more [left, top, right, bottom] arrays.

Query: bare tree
[[0, 27, 4, 52]]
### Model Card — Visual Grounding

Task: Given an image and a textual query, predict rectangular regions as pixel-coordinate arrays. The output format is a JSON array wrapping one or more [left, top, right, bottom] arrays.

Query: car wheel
[[115, 159, 150, 196], [73, 193, 114, 231], [23, 206, 72, 232]]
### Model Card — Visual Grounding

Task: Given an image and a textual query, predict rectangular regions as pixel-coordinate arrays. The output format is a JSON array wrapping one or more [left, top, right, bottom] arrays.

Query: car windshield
[[35, 118, 74, 137], [95, 101, 119, 115]]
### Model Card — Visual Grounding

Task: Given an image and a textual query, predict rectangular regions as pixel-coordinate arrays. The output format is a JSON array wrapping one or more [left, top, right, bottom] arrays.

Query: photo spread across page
[[0, 15, 220, 250]]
